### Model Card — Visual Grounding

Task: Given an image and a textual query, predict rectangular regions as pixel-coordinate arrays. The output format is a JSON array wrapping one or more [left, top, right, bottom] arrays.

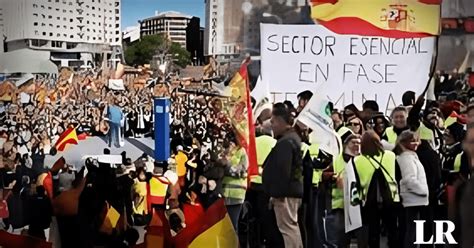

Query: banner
[[260, 24, 435, 113], [296, 94, 341, 157], [344, 159, 362, 233]]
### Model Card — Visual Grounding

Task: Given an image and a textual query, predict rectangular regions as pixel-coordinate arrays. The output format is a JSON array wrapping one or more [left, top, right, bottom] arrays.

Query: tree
[[124, 34, 191, 68]]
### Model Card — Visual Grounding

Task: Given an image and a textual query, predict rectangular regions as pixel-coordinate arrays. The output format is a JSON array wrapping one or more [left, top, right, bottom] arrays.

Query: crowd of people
[[1, 66, 474, 248]]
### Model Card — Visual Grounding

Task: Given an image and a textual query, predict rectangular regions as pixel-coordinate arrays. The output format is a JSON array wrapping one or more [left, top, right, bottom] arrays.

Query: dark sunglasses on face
[[347, 122, 361, 127]]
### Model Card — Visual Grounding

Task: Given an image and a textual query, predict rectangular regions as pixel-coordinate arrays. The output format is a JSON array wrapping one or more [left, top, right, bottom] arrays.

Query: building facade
[[204, 0, 309, 64], [0, 0, 122, 72], [139, 11, 192, 48]]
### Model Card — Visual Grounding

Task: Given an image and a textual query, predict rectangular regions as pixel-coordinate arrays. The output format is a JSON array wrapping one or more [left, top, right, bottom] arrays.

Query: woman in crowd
[[326, 134, 361, 247], [354, 131, 400, 248], [369, 113, 390, 139], [221, 136, 248, 231], [346, 116, 365, 136], [395, 130, 429, 248]]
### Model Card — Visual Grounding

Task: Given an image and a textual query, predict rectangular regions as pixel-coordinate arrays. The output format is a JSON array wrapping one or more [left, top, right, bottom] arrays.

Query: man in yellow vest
[[382, 106, 409, 150]]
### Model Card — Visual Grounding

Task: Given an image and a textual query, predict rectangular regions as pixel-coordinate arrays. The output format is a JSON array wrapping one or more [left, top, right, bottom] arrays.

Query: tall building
[[204, 0, 309, 63], [0, 0, 122, 73], [186, 17, 204, 66], [139, 11, 192, 47]]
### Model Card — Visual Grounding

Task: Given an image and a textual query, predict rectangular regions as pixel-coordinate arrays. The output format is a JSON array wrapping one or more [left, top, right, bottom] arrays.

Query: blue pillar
[[154, 98, 170, 162]]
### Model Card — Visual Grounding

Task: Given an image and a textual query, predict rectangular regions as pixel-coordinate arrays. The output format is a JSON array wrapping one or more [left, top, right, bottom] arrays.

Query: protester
[[106, 98, 124, 148], [382, 106, 409, 148], [221, 136, 248, 231], [28, 186, 53, 240], [325, 134, 361, 247], [395, 130, 429, 248], [263, 103, 303, 248], [354, 131, 400, 248], [346, 116, 365, 135]]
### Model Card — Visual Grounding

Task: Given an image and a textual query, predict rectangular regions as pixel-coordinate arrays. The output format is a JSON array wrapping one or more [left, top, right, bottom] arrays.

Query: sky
[[121, 0, 205, 29]]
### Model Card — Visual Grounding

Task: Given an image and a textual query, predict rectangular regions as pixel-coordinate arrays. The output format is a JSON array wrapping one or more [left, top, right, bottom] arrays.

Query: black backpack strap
[[365, 154, 396, 184]]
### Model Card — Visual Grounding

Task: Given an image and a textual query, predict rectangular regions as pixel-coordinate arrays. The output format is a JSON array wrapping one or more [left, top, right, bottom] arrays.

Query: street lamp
[[262, 12, 283, 24]]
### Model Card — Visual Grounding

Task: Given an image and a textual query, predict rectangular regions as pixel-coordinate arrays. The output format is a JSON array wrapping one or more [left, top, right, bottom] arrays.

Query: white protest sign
[[260, 24, 435, 113]]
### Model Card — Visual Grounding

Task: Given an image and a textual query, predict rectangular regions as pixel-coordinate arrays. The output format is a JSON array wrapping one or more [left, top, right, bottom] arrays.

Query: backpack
[[363, 155, 396, 208]]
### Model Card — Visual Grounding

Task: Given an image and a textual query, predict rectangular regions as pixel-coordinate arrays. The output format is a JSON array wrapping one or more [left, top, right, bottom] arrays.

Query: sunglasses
[[347, 122, 361, 127]]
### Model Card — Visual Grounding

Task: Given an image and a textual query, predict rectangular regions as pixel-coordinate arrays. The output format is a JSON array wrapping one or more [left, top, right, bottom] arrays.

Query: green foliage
[[124, 34, 191, 68], [169, 43, 192, 68]]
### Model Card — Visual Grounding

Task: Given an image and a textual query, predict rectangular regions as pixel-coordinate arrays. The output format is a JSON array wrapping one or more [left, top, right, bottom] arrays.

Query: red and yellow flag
[[55, 127, 79, 152], [224, 60, 259, 185], [311, 0, 441, 37], [174, 199, 238, 248]]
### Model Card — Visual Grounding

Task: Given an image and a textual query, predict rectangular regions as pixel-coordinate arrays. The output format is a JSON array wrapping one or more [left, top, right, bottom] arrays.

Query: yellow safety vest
[[251, 135, 277, 184], [309, 143, 321, 185], [148, 176, 170, 206], [354, 151, 400, 204], [454, 152, 463, 172], [418, 123, 434, 142], [222, 148, 248, 202], [331, 154, 346, 210], [383, 126, 398, 145]]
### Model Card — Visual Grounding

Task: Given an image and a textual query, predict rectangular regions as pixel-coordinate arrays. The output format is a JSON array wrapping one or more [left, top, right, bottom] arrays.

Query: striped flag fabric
[[224, 60, 259, 185], [55, 127, 79, 152], [174, 199, 239, 248], [311, 0, 441, 38]]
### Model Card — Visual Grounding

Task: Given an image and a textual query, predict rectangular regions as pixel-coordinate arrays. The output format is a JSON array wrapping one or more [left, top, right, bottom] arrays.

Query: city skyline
[[121, 0, 204, 29]]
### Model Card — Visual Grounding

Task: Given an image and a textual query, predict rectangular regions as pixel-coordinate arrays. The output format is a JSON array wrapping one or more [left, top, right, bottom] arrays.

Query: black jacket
[[263, 130, 303, 198], [416, 140, 442, 202]]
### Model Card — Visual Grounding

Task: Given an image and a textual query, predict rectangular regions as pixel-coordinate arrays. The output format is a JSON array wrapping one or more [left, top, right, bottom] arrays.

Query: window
[[42, 23, 46, 26], [63, 9, 66, 13], [41, 5, 45, 8], [70, 18, 73, 22], [48, 15, 52, 19], [49, 32, 53, 36], [86, 20, 90, 24], [115, 38, 120, 42], [70, 26, 73, 29], [70, 35, 74, 38], [33, 4, 38, 8], [57, 33, 61, 37], [34, 22, 38, 26], [63, 17, 67, 21], [41, 14, 45, 18], [57, 25, 60, 28], [49, 23, 53, 27], [115, 9, 119, 14], [57, 17, 60, 20], [33, 13, 38, 17], [69, 2, 73, 5], [63, 25, 67, 28], [43, 32, 46, 36], [92, 6, 95, 10], [34, 31, 39, 35]]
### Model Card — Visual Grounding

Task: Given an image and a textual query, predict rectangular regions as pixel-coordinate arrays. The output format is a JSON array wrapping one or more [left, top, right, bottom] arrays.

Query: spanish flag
[[174, 199, 239, 248], [311, 0, 441, 38], [224, 60, 259, 185], [55, 127, 79, 152]]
